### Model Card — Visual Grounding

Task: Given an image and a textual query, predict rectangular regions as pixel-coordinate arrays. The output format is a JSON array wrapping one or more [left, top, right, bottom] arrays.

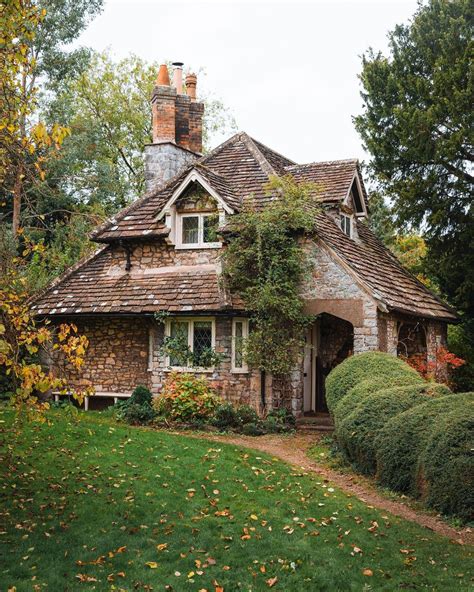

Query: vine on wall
[[221, 176, 319, 374]]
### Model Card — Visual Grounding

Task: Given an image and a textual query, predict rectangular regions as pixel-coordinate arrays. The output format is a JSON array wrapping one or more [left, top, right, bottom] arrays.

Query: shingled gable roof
[[34, 131, 456, 321], [314, 214, 457, 321]]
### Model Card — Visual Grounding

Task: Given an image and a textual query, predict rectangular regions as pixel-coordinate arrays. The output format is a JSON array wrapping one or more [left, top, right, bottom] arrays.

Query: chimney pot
[[172, 62, 183, 94], [156, 64, 170, 86], [185, 73, 197, 100]]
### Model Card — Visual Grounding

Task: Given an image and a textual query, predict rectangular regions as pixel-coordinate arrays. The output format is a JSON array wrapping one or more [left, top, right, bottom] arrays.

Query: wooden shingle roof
[[34, 132, 456, 321]]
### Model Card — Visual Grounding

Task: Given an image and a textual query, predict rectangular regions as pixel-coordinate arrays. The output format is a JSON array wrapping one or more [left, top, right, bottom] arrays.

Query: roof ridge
[[198, 131, 244, 166], [285, 158, 359, 169], [239, 132, 277, 178], [250, 136, 296, 166]]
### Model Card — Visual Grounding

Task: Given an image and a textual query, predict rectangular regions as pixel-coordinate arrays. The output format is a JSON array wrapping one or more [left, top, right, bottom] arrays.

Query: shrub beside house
[[326, 351, 473, 522]]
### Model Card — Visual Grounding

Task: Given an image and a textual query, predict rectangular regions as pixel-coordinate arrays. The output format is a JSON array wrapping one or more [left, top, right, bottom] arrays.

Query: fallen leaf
[[145, 562, 158, 569], [157, 543, 168, 551], [362, 569, 373, 576], [266, 576, 278, 587]]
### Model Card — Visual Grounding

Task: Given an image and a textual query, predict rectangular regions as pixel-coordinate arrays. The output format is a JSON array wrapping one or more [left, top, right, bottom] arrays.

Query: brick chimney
[[145, 63, 204, 192]]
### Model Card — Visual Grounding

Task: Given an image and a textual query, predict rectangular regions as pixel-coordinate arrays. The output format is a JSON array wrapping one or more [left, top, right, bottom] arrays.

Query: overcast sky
[[76, 0, 419, 164]]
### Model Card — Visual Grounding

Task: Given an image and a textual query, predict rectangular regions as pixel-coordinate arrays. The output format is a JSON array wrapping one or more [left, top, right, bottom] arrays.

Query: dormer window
[[340, 214, 352, 238], [178, 212, 220, 248]]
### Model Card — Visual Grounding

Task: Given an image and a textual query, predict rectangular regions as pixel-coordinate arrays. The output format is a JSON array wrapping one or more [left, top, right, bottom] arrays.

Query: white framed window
[[176, 213, 221, 249], [231, 318, 249, 373], [340, 214, 352, 238], [164, 317, 216, 371]]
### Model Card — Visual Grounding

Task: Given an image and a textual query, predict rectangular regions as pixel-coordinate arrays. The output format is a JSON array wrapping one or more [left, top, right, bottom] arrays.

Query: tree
[[0, 0, 104, 237], [0, 245, 90, 417], [41, 51, 237, 213], [354, 0, 473, 315]]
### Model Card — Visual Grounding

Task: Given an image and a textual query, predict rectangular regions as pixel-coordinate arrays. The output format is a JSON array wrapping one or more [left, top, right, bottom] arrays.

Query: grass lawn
[[0, 408, 472, 591]]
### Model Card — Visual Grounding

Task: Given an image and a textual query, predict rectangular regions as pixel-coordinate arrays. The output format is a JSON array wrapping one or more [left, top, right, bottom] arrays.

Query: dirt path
[[186, 431, 473, 546]]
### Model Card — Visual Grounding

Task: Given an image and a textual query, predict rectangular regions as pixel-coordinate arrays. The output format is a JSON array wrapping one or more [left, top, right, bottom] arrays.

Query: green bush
[[129, 385, 153, 406], [266, 407, 296, 428], [416, 393, 474, 522], [325, 352, 422, 414], [376, 394, 463, 495], [212, 402, 240, 430], [116, 402, 156, 425], [242, 421, 266, 436], [332, 374, 424, 428], [236, 404, 260, 426], [337, 382, 450, 475], [153, 372, 221, 422]]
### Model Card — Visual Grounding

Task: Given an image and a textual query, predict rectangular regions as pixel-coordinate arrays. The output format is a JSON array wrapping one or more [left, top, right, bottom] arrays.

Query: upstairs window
[[178, 213, 220, 248], [340, 214, 352, 238]]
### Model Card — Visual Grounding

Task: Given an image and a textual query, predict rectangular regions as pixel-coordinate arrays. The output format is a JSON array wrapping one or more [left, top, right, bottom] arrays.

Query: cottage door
[[303, 325, 317, 412]]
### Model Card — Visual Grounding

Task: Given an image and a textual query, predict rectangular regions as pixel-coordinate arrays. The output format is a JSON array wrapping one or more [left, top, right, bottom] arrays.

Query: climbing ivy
[[221, 176, 319, 374]]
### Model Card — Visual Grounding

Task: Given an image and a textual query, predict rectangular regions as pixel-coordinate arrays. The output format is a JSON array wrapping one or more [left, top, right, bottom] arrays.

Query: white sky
[[76, 0, 419, 163]]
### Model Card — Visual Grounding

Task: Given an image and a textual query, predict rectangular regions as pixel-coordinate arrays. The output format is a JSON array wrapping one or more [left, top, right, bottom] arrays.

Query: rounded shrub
[[236, 404, 260, 426], [325, 352, 422, 414], [337, 382, 449, 475], [153, 372, 221, 422], [417, 392, 474, 522], [376, 393, 462, 495], [130, 385, 153, 405], [212, 402, 240, 430], [332, 374, 424, 428]]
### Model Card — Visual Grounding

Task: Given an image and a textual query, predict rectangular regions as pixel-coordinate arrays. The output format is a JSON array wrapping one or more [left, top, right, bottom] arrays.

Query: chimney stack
[[185, 73, 197, 100], [172, 62, 183, 94], [145, 63, 204, 191]]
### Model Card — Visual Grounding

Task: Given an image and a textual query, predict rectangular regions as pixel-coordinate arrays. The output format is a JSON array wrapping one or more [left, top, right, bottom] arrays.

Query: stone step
[[297, 415, 333, 426], [296, 423, 334, 433]]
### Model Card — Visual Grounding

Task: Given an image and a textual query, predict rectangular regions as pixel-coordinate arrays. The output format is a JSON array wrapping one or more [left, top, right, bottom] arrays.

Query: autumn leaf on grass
[[362, 569, 373, 576], [76, 574, 97, 582], [266, 576, 278, 587], [157, 543, 168, 551], [146, 561, 158, 569]]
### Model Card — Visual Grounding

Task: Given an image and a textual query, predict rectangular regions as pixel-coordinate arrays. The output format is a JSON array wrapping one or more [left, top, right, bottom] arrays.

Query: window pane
[[182, 216, 199, 244], [203, 215, 218, 243], [169, 321, 189, 366], [234, 321, 244, 368], [193, 321, 212, 364]]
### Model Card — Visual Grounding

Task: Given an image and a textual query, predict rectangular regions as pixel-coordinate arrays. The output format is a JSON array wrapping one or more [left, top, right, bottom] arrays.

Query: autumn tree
[[0, 1, 90, 414]]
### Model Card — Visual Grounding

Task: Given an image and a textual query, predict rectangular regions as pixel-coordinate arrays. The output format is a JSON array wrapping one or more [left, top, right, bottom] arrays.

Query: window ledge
[[231, 369, 249, 375], [163, 367, 215, 374], [175, 244, 221, 250]]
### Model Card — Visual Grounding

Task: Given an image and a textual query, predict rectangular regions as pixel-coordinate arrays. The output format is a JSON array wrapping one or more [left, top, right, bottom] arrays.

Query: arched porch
[[303, 313, 354, 414]]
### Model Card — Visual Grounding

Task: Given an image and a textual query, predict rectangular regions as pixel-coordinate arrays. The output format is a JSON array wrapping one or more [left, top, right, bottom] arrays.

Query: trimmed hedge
[[337, 382, 451, 475], [417, 393, 473, 522], [325, 352, 422, 414], [332, 374, 424, 428], [375, 394, 463, 495]]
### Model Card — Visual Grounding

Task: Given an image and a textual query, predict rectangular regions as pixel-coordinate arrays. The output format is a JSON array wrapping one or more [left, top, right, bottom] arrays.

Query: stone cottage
[[33, 64, 457, 415]]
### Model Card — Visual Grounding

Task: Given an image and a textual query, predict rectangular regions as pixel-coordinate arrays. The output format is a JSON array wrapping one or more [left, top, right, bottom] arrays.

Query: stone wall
[[144, 143, 197, 192], [301, 241, 379, 353], [53, 315, 257, 405], [109, 239, 219, 271]]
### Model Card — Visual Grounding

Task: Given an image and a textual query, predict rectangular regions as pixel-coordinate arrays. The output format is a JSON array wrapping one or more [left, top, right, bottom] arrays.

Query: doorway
[[303, 313, 354, 414]]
